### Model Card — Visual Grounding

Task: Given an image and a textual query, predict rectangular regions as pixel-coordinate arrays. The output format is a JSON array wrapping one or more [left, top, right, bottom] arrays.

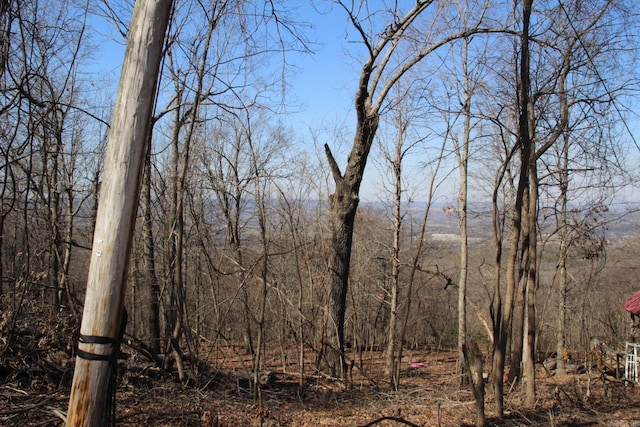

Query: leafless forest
[[2, 0, 640, 426]]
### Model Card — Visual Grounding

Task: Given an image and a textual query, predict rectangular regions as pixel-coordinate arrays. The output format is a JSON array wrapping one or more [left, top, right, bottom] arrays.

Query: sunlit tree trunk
[[555, 134, 569, 376], [492, 0, 532, 416], [523, 144, 538, 407], [323, 0, 435, 378], [67, 0, 172, 423], [384, 110, 407, 388], [324, 113, 377, 376], [455, 35, 471, 381]]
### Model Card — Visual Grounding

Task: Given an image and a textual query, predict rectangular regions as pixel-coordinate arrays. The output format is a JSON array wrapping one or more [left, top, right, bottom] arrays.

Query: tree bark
[[492, 0, 532, 416], [555, 38, 572, 378], [66, 0, 172, 425], [322, 0, 485, 379], [320, 0, 434, 379], [384, 111, 406, 387], [523, 151, 538, 407], [456, 35, 471, 387], [555, 134, 569, 376], [323, 110, 378, 377], [463, 340, 486, 427], [142, 134, 161, 355]]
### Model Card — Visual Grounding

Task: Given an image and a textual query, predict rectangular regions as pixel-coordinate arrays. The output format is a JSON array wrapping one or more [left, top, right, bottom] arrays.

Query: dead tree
[[66, 0, 173, 425]]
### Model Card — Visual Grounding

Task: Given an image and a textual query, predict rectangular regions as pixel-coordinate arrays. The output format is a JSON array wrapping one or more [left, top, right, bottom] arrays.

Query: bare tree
[[533, 0, 639, 379], [449, 32, 487, 425], [377, 86, 414, 388], [271, 153, 328, 391], [521, 0, 637, 406], [138, 0, 312, 380], [491, 0, 533, 415], [67, 0, 172, 423], [383, 106, 406, 388], [0, 1, 101, 362], [322, 0, 494, 378], [140, 130, 161, 355]]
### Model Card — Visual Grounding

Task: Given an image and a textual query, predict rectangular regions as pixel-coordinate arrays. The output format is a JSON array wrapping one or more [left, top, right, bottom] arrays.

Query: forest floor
[[2, 315, 640, 426]]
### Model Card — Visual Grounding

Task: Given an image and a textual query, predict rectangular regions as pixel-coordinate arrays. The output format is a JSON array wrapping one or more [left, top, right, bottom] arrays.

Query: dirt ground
[[3, 333, 640, 427]]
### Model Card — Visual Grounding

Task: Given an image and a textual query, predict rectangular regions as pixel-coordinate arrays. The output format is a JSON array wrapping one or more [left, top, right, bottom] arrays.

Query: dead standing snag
[[66, 0, 173, 425]]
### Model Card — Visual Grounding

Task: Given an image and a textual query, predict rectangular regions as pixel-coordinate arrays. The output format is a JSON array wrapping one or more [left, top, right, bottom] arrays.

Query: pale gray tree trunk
[[554, 40, 572, 378], [455, 36, 471, 381], [66, 0, 172, 424], [384, 111, 407, 387], [523, 149, 538, 407], [555, 135, 569, 376], [454, 35, 486, 426]]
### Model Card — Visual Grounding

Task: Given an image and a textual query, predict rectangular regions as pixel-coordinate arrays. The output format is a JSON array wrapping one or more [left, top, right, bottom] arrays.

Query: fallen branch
[[358, 416, 422, 427]]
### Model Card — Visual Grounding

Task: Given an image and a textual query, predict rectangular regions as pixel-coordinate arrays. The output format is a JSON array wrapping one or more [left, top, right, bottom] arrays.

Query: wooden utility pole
[[66, 0, 173, 425]]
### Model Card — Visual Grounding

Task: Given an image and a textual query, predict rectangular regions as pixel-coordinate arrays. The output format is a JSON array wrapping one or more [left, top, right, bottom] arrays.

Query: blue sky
[[88, 2, 395, 200], [282, 3, 453, 202], [88, 3, 357, 125], [287, 4, 356, 127], [85, 1, 640, 204]]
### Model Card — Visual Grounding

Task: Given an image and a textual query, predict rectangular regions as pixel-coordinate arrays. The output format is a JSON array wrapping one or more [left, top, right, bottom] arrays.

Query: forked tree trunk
[[320, 1, 436, 379], [323, 171, 361, 377], [66, 1, 172, 425], [322, 0, 486, 380], [491, 121, 528, 418], [492, 0, 532, 416], [323, 112, 378, 377]]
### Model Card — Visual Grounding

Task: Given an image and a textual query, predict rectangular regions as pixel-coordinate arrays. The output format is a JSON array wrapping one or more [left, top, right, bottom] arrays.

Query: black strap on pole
[[76, 310, 127, 427]]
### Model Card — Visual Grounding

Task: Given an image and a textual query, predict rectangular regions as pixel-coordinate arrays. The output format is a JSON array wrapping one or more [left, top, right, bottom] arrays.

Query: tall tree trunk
[[523, 152, 538, 407], [61, 184, 76, 315], [456, 35, 471, 382], [322, 0, 475, 379], [395, 138, 446, 385], [165, 82, 187, 379], [251, 144, 269, 402], [555, 134, 569, 376], [142, 134, 161, 355], [509, 215, 529, 385], [555, 45, 571, 376], [492, 0, 532, 416], [323, 111, 378, 378], [51, 136, 61, 309], [67, 0, 172, 424], [384, 113, 405, 387], [489, 159, 506, 412], [164, 5, 219, 375], [457, 36, 485, 425], [491, 117, 528, 418]]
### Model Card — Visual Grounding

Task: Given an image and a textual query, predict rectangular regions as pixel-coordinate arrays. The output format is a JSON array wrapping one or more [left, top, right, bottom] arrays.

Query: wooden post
[[66, 1, 173, 425]]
